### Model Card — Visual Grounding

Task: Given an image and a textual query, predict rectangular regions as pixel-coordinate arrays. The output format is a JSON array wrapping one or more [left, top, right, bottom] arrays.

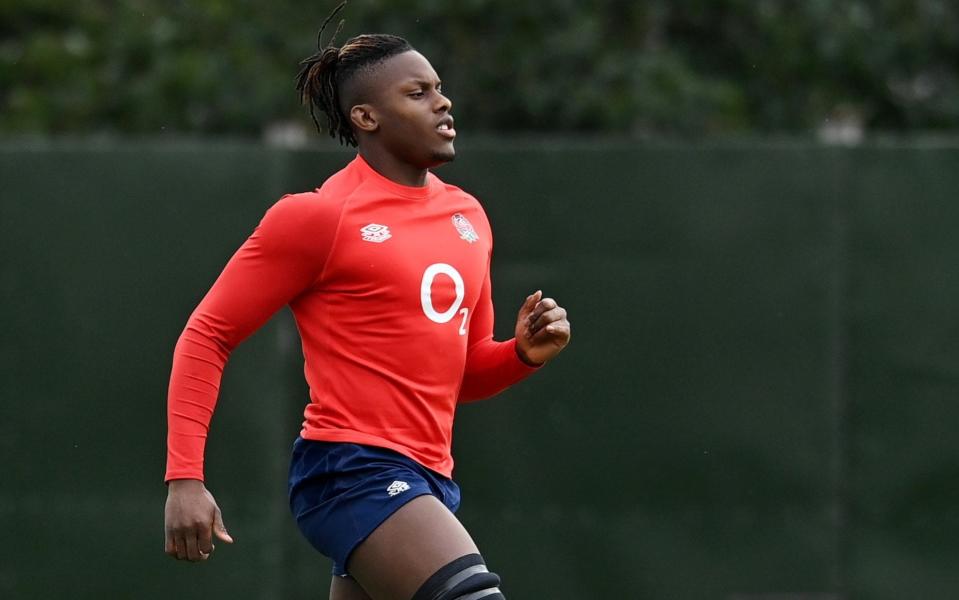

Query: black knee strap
[[411, 553, 504, 600]]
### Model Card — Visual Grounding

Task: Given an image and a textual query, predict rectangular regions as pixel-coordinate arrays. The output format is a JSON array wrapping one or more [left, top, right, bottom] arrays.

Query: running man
[[163, 23, 571, 600]]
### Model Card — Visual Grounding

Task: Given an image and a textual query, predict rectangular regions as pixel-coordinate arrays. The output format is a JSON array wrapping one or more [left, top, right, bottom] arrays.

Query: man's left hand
[[514, 290, 571, 366]]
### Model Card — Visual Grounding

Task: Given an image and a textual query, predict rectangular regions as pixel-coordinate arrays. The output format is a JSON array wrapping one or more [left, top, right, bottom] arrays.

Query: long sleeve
[[165, 193, 338, 481], [457, 266, 539, 403]]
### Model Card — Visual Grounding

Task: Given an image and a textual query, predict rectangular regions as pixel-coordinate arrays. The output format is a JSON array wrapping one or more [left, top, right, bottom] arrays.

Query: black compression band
[[411, 554, 487, 600]]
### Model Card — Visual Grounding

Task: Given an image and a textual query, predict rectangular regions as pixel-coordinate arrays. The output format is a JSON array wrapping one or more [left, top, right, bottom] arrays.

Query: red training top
[[165, 155, 538, 481]]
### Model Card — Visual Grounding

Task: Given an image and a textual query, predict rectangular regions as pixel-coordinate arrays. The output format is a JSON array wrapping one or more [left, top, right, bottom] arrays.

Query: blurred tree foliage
[[2, 0, 957, 137]]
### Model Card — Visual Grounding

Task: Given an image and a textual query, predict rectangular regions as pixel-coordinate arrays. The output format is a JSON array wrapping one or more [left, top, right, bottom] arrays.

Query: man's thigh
[[346, 494, 480, 600]]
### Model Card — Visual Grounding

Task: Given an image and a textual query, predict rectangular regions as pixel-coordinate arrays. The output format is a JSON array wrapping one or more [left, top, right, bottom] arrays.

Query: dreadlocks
[[295, 2, 413, 146]]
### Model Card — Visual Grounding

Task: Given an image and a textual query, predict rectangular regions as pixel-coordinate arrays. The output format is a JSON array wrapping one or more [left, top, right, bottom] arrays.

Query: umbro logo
[[386, 481, 411, 497], [361, 223, 392, 243]]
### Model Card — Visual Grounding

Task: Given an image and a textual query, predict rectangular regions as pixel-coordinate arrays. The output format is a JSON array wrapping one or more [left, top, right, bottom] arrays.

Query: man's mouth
[[437, 118, 456, 140]]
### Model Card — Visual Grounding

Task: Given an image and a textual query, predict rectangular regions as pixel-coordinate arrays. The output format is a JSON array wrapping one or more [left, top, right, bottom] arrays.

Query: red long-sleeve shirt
[[165, 155, 537, 481]]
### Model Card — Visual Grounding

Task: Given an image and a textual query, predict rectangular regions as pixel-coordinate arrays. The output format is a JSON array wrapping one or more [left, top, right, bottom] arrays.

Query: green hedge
[[3, 1, 959, 136]]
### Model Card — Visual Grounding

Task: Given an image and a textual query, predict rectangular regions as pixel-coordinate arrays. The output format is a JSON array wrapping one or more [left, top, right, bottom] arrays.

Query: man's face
[[365, 51, 456, 168]]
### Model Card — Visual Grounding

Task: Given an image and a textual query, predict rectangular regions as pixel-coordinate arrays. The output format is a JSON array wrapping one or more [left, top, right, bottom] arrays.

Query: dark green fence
[[2, 140, 957, 599]]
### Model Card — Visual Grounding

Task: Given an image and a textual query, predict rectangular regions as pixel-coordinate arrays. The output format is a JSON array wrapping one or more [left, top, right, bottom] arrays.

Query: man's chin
[[429, 146, 456, 165]]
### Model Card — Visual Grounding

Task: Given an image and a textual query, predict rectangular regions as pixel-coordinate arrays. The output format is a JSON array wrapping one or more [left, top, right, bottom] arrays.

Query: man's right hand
[[164, 479, 234, 561]]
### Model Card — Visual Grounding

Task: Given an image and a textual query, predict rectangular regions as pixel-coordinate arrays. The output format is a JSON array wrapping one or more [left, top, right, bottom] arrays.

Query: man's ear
[[350, 104, 378, 133]]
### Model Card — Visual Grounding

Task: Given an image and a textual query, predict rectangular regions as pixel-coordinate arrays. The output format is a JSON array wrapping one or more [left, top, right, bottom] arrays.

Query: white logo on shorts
[[386, 481, 411, 497]]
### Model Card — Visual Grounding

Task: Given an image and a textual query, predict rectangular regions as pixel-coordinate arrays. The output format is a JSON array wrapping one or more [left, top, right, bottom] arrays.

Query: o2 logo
[[420, 263, 469, 335]]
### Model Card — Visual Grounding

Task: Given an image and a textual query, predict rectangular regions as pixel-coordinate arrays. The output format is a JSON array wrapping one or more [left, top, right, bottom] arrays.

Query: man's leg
[[346, 495, 501, 600]]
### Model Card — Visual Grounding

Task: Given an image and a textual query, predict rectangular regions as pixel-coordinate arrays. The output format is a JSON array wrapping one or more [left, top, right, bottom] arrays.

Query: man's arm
[[457, 267, 571, 402], [164, 193, 337, 561]]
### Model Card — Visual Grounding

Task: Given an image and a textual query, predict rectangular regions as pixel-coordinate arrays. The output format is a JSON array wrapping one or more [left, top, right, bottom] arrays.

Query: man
[[164, 28, 570, 600]]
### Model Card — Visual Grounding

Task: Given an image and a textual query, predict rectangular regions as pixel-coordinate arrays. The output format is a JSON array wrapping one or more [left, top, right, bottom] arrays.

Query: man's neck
[[358, 147, 429, 188]]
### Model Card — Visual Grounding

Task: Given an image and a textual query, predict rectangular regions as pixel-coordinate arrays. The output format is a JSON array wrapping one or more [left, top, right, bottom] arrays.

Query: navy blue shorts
[[288, 438, 461, 577]]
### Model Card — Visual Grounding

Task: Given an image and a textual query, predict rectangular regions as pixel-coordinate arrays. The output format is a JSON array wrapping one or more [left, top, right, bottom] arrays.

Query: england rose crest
[[451, 213, 479, 244]]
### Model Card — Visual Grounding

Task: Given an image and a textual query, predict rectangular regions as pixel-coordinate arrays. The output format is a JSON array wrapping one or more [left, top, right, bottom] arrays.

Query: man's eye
[[409, 90, 425, 98]]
